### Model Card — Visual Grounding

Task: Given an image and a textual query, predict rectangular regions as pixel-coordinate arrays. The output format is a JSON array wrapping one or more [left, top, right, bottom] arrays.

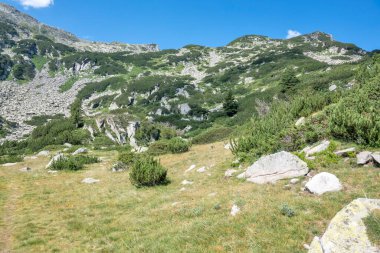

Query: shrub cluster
[[50, 155, 98, 171], [148, 138, 190, 155], [129, 155, 167, 187]]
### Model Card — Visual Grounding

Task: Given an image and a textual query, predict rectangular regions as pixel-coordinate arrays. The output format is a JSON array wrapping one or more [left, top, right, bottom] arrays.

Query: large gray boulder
[[72, 147, 88, 155], [303, 140, 330, 156], [308, 198, 380, 253], [371, 152, 380, 165], [237, 151, 309, 184], [357, 151, 373, 165], [305, 172, 342, 195]]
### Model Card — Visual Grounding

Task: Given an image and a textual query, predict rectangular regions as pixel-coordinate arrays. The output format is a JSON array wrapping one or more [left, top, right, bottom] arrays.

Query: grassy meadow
[[0, 142, 379, 252]]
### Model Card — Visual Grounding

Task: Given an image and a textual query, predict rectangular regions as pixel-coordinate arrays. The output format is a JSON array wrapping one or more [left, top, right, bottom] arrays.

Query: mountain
[[0, 3, 159, 53], [0, 3, 368, 149]]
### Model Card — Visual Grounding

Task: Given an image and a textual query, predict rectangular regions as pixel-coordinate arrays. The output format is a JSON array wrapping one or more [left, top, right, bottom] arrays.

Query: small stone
[[47, 170, 58, 174], [224, 143, 231, 150], [230, 204, 240, 216], [179, 187, 186, 191], [283, 184, 292, 190], [185, 164, 196, 172], [290, 178, 300, 184], [208, 192, 217, 197], [224, 169, 238, 177], [181, 180, 193, 185], [295, 117, 306, 127], [304, 140, 330, 156], [81, 178, 100, 184], [64, 143, 73, 148], [197, 166, 206, 173], [19, 167, 31, 172]]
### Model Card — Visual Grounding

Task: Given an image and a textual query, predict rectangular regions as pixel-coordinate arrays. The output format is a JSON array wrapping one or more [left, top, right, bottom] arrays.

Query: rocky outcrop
[[238, 151, 309, 184], [308, 198, 380, 253], [303, 140, 330, 156]]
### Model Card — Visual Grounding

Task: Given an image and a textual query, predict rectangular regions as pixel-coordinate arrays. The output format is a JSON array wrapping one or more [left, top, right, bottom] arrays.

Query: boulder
[[305, 172, 342, 195], [37, 150, 50, 156], [46, 153, 64, 169], [334, 147, 356, 157], [295, 117, 306, 127], [238, 151, 309, 184], [328, 84, 337, 91], [357, 151, 373, 165], [308, 198, 380, 253], [63, 143, 72, 148], [303, 140, 330, 156], [82, 178, 100, 184], [72, 148, 88, 155], [371, 152, 380, 165]]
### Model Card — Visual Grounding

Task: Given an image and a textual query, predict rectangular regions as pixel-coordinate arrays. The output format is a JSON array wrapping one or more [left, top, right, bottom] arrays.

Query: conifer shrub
[[50, 155, 98, 171], [148, 137, 190, 155], [129, 155, 167, 187]]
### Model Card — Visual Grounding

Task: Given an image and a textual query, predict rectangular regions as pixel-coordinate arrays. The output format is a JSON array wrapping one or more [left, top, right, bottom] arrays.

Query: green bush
[[192, 127, 233, 144], [129, 156, 168, 187], [118, 151, 137, 166], [50, 155, 98, 171], [148, 137, 190, 155], [280, 204, 296, 217]]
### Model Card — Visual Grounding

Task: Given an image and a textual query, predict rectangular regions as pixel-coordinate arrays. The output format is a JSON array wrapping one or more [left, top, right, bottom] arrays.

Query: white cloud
[[286, 29, 301, 39], [15, 0, 54, 8]]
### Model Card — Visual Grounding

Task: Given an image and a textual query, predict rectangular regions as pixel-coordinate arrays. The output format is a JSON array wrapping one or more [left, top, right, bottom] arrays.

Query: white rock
[[230, 204, 240, 216], [72, 147, 88, 155], [185, 164, 196, 172], [371, 152, 380, 165], [225, 169, 238, 177], [46, 153, 64, 169], [357, 151, 373, 165], [290, 178, 300, 184], [63, 143, 72, 148], [305, 172, 342, 195], [81, 178, 100, 184], [37, 150, 50, 156], [19, 167, 31, 172], [295, 117, 306, 127], [197, 166, 207, 173], [329, 84, 337, 91], [47, 170, 58, 174], [238, 151, 309, 184], [224, 143, 232, 150], [308, 198, 380, 253], [1, 163, 17, 167], [334, 147, 356, 156], [179, 187, 186, 191], [181, 180, 193, 185], [304, 140, 330, 156], [208, 192, 217, 197]]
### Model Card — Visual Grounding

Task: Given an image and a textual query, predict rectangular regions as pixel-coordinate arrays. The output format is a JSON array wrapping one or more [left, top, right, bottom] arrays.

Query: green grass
[[364, 210, 380, 247], [59, 76, 79, 93], [31, 56, 48, 71], [0, 142, 379, 252]]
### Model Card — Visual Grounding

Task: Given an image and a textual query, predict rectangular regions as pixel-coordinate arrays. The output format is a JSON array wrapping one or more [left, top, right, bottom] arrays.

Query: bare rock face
[[237, 151, 309, 184], [308, 198, 380, 253], [305, 172, 342, 195]]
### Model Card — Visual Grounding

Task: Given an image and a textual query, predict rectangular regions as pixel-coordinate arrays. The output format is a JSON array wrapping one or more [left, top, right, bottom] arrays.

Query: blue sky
[[3, 0, 380, 50]]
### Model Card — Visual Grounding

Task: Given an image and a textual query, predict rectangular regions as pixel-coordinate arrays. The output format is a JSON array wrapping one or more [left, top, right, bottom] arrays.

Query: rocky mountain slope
[[0, 3, 368, 148]]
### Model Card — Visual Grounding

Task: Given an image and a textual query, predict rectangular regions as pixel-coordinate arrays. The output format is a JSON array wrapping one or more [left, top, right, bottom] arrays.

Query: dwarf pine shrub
[[129, 156, 167, 187]]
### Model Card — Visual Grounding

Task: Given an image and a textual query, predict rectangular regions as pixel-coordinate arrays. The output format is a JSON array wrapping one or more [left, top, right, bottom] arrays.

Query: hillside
[[0, 3, 380, 253]]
